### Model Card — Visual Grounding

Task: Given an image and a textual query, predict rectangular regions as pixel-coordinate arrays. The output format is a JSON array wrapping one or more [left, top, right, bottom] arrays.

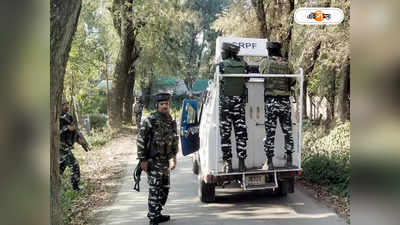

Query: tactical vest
[[148, 112, 178, 160], [221, 59, 247, 96], [260, 57, 295, 96]]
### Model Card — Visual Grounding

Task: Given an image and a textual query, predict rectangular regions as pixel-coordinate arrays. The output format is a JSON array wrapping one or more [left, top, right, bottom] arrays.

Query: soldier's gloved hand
[[140, 161, 149, 172]]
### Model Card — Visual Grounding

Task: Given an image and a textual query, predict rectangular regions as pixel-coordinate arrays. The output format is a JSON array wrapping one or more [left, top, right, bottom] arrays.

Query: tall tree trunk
[[338, 58, 350, 121], [110, 0, 137, 128], [302, 80, 308, 119], [122, 67, 136, 124], [144, 68, 154, 108], [105, 53, 111, 118], [251, 0, 269, 38], [50, 0, 81, 224]]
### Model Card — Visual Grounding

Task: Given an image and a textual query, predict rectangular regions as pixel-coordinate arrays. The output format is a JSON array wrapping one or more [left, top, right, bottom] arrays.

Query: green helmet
[[267, 41, 282, 57], [221, 42, 240, 59]]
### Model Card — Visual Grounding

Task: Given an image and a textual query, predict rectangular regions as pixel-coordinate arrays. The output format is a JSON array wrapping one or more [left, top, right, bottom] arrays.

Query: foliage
[[89, 113, 108, 129], [87, 125, 119, 147], [65, 0, 119, 116], [212, 0, 261, 38], [302, 120, 350, 197]]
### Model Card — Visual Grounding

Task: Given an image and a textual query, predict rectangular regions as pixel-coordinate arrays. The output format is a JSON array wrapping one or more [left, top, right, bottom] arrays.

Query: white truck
[[180, 37, 304, 202]]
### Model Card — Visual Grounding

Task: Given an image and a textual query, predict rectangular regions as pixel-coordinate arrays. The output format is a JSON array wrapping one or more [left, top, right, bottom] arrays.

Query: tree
[[109, 0, 141, 127], [251, 0, 268, 38], [50, 0, 82, 224], [65, 0, 119, 122]]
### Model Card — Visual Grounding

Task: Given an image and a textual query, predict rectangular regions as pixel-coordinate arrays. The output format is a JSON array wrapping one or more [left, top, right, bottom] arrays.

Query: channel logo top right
[[294, 8, 344, 25]]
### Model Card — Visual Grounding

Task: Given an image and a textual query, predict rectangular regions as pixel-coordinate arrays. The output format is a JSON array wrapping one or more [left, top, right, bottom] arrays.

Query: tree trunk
[[302, 79, 308, 119], [144, 68, 154, 108], [122, 67, 136, 124], [110, 0, 140, 128], [251, 0, 269, 38], [105, 54, 112, 118], [338, 58, 350, 121], [50, 0, 82, 224], [110, 0, 135, 128]]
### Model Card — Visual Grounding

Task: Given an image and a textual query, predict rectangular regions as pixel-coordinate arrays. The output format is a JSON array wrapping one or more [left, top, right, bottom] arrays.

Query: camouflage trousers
[[264, 96, 294, 157], [146, 159, 170, 220], [136, 112, 142, 130], [219, 96, 248, 161], [59, 147, 80, 187]]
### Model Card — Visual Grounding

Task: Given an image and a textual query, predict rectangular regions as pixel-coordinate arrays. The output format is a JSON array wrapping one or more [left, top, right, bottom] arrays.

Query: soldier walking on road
[[59, 100, 90, 191], [259, 42, 296, 170], [134, 97, 143, 130], [218, 42, 249, 173], [137, 92, 178, 225]]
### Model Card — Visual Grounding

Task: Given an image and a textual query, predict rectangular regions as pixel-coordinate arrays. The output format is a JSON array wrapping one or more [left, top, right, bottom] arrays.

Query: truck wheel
[[192, 159, 199, 175], [277, 180, 289, 197], [198, 176, 215, 203]]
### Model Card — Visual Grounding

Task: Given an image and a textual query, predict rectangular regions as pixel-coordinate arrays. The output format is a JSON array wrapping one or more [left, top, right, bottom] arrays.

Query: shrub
[[87, 125, 118, 147], [89, 113, 107, 129], [302, 120, 350, 197]]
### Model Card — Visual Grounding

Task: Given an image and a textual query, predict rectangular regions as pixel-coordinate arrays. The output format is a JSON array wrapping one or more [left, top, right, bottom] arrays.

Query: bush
[[302, 120, 350, 197], [89, 113, 107, 129], [87, 125, 118, 147]]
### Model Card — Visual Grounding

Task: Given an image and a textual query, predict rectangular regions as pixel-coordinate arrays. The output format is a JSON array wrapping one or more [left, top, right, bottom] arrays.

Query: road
[[94, 141, 345, 225]]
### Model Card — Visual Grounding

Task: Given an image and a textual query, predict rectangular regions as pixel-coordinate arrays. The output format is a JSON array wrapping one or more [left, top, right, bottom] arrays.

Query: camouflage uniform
[[59, 112, 80, 190], [259, 56, 296, 158], [134, 101, 143, 129], [137, 110, 178, 221], [218, 43, 248, 165]]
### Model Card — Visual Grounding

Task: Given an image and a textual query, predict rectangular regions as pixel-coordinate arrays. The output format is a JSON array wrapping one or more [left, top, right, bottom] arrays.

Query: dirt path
[[67, 131, 137, 225]]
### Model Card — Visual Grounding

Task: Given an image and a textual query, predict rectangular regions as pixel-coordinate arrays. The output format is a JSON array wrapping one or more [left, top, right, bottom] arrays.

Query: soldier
[[259, 42, 296, 170], [134, 97, 143, 130], [59, 100, 87, 191], [218, 42, 248, 173], [137, 92, 178, 225]]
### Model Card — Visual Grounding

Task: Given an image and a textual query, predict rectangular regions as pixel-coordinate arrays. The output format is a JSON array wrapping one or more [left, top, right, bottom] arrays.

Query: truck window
[[186, 104, 197, 125]]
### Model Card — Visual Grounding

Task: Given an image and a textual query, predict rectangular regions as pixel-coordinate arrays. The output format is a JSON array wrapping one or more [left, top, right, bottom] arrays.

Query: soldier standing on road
[[59, 100, 88, 191], [218, 42, 249, 173], [259, 42, 296, 170], [137, 92, 178, 225], [134, 97, 143, 130]]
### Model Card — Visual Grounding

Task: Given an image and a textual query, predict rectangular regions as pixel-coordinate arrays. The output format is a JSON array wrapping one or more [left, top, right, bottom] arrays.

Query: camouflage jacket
[[60, 112, 75, 148], [259, 56, 296, 96], [137, 111, 178, 161], [219, 58, 248, 96], [134, 103, 143, 114]]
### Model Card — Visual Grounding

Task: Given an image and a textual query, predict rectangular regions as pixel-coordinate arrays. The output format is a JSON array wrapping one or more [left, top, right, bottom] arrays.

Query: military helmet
[[61, 98, 69, 105], [154, 92, 171, 102], [221, 42, 240, 55], [266, 41, 282, 57]]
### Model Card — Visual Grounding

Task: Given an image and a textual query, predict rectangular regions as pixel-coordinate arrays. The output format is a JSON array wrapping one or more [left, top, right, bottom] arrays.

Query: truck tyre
[[192, 158, 199, 175], [277, 180, 289, 197], [198, 175, 215, 203]]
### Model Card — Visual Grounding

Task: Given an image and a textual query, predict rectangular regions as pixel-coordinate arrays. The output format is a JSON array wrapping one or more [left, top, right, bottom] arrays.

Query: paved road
[[95, 150, 345, 225]]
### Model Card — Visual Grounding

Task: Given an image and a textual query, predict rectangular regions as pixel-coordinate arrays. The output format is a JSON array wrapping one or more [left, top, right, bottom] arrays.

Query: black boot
[[223, 160, 233, 173], [238, 158, 246, 172], [286, 153, 293, 168], [150, 214, 170, 225], [262, 157, 274, 170]]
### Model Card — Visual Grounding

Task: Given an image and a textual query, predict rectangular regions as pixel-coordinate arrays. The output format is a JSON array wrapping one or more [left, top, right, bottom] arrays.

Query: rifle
[[74, 130, 91, 152], [133, 162, 142, 192], [61, 113, 91, 152]]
